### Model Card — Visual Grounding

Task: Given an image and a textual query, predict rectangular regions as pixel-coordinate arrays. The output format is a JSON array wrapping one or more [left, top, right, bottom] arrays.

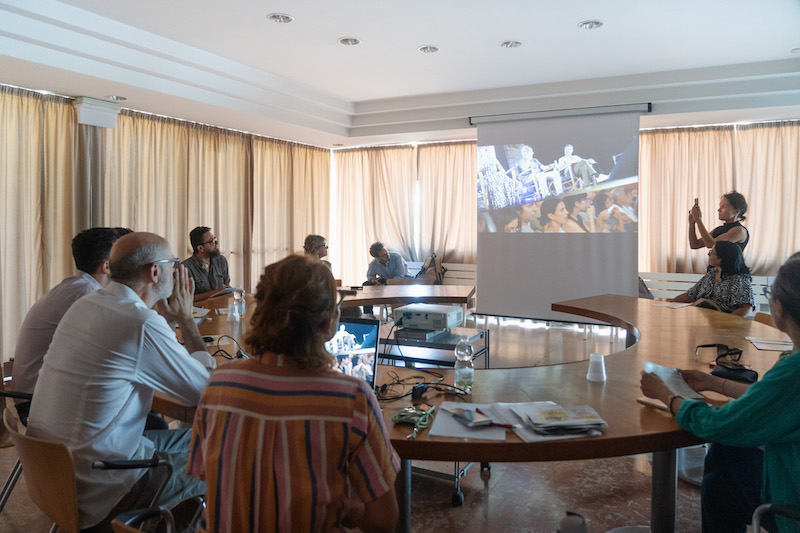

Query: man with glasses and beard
[[27, 232, 215, 533], [183, 226, 231, 302]]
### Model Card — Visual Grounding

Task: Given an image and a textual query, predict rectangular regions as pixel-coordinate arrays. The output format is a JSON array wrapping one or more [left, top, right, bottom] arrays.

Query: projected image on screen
[[478, 138, 638, 234], [324, 323, 377, 383]]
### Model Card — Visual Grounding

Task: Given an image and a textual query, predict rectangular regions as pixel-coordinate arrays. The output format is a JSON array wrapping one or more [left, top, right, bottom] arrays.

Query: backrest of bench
[[639, 272, 773, 314]]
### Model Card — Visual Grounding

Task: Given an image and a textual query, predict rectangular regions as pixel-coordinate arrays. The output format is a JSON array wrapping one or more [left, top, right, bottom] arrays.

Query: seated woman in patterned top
[[188, 255, 399, 533], [670, 240, 754, 316]]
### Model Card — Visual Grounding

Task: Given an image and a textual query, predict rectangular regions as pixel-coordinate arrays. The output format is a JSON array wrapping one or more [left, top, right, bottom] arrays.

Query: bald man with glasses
[[182, 226, 231, 302], [27, 232, 215, 532]]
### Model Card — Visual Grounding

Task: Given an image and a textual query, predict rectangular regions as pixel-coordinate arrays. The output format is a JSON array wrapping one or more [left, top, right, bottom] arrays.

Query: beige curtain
[[639, 126, 735, 273], [250, 138, 329, 287], [102, 111, 190, 250], [734, 121, 800, 273], [290, 144, 331, 256], [0, 87, 78, 360], [186, 125, 249, 290], [334, 146, 416, 286], [417, 142, 477, 263]]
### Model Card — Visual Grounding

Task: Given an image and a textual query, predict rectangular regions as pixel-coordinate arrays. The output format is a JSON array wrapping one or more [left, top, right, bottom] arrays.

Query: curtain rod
[[469, 103, 652, 125]]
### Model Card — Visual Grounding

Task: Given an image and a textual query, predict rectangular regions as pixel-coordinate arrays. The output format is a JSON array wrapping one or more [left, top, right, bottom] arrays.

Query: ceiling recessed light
[[267, 13, 294, 23], [418, 45, 439, 54], [500, 40, 522, 49], [338, 37, 360, 46], [104, 95, 127, 102], [578, 20, 603, 30]]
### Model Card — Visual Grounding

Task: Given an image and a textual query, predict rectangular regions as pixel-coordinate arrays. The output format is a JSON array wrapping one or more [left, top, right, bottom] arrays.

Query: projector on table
[[394, 303, 463, 331]]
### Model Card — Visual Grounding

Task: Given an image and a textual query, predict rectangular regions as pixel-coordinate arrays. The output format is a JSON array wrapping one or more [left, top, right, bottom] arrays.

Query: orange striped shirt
[[188, 353, 399, 532]]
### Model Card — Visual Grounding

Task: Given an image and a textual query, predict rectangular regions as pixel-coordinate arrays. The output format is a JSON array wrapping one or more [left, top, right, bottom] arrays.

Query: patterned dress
[[687, 266, 754, 313]]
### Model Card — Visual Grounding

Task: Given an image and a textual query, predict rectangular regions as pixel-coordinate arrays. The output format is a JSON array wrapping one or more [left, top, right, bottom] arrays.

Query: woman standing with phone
[[689, 191, 749, 251]]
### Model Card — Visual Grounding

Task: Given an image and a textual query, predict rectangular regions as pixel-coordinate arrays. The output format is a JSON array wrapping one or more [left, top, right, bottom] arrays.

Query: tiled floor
[[0, 316, 702, 532]]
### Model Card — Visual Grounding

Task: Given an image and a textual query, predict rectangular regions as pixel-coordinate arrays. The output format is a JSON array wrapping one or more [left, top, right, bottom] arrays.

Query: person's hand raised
[[155, 265, 195, 323]]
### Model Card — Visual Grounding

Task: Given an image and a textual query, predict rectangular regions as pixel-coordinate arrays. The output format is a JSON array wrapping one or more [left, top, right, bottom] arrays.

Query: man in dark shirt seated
[[182, 226, 230, 302]]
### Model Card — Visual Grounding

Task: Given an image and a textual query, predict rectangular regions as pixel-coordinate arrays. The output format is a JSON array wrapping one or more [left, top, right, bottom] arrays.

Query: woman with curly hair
[[189, 255, 399, 532]]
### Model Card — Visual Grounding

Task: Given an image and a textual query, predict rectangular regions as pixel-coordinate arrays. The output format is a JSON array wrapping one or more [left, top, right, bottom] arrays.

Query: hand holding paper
[[642, 361, 703, 399]]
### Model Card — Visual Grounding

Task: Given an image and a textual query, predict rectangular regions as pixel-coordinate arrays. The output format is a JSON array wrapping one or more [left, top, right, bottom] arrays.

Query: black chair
[[111, 507, 175, 533], [751, 503, 800, 531]]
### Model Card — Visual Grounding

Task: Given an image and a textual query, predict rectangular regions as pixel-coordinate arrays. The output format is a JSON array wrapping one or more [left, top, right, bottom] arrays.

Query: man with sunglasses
[[183, 226, 231, 302], [27, 232, 215, 532]]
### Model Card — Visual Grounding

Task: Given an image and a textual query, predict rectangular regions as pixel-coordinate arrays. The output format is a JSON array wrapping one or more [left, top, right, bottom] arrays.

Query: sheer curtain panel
[[417, 142, 477, 263]]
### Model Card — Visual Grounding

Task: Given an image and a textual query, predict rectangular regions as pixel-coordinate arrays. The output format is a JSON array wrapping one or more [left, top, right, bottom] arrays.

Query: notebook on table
[[324, 316, 381, 390]]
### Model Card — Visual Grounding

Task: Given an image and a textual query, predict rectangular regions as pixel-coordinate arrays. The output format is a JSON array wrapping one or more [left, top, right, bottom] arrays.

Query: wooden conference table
[[155, 292, 786, 533]]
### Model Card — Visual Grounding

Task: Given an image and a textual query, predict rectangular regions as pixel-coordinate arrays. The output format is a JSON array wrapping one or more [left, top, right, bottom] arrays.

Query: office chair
[[111, 507, 175, 533], [753, 312, 775, 328], [3, 407, 171, 533], [752, 503, 800, 531]]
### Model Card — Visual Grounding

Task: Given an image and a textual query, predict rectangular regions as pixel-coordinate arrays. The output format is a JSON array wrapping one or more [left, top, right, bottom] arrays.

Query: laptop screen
[[324, 316, 381, 389]]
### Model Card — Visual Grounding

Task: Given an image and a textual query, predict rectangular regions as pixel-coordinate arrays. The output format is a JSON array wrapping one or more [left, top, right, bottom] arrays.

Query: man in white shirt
[[12, 227, 131, 417], [27, 232, 215, 532]]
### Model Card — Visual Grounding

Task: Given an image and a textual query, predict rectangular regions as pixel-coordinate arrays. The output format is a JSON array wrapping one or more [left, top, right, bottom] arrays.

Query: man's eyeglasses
[[202, 238, 218, 246], [695, 343, 742, 361], [151, 258, 180, 265]]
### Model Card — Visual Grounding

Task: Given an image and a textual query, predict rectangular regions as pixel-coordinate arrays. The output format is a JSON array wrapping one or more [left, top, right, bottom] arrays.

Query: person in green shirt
[[642, 253, 800, 533]]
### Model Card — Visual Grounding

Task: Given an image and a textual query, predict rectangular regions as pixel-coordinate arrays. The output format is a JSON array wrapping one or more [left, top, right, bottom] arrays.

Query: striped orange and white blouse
[[188, 353, 400, 532]]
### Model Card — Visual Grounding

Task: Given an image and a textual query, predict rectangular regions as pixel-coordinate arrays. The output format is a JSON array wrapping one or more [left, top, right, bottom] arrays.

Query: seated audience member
[[305, 234, 361, 317], [563, 193, 596, 233], [27, 232, 215, 532], [303, 234, 332, 269], [641, 253, 800, 533], [366, 241, 409, 283], [516, 200, 543, 232], [189, 255, 400, 533], [13, 227, 131, 418], [593, 192, 616, 232], [689, 191, 749, 251], [495, 206, 521, 233], [182, 226, 230, 302], [539, 197, 568, 233], [608, 187, 638, 232], [670, 241, 754, 316]]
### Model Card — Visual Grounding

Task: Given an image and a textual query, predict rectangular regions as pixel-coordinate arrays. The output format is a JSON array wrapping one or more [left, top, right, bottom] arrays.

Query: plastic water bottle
[[233, 286, 245, 318], [454, 339, 474, 394]]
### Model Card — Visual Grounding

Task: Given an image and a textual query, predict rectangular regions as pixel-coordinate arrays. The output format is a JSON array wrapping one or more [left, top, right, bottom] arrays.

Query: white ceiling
[[1, 0, 799, 147]]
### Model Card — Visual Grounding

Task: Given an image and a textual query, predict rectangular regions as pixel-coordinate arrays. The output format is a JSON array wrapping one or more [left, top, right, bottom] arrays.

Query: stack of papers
[[512, 404, 607, 436], [746, 336, 792, 352], [429, 401, 608, 443]]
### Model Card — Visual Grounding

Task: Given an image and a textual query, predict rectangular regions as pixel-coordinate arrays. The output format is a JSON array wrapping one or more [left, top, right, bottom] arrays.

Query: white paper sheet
[[642, 361, 703, 399], [428, 402, 507, 441], [746, 336, 793, 352]]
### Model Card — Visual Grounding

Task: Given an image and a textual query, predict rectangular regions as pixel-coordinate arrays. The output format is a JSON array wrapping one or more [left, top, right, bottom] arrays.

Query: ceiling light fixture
[[104, 95, 127, 102], [578, 20, 603, 29], [267, 13, 294, 23], [418, 45, 439, 53], [500, 40, 522, 48], [338, 37, 360, 46]]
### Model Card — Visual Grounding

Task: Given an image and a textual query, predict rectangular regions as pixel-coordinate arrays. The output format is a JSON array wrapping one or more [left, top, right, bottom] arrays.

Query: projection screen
[[476, 111, 642, 321]]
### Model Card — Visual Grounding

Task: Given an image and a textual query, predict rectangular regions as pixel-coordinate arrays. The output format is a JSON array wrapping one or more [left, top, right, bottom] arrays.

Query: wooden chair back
[[3, 408, 81, 533], [754, 312, 775, 328]]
